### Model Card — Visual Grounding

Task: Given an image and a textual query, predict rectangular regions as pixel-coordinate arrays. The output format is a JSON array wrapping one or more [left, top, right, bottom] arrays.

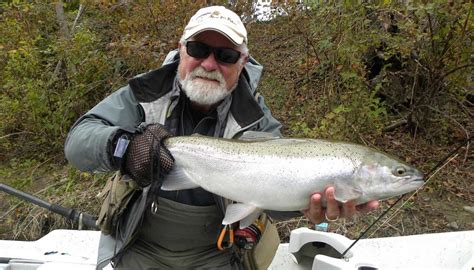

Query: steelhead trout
[[161, 132, 424, 227]]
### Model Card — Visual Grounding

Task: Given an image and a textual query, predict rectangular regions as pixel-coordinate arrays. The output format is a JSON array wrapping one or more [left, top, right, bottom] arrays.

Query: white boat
[[1, 228, 473, 270]]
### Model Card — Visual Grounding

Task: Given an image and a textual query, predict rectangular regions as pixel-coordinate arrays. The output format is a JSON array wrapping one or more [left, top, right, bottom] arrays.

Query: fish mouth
[[408, 177, 425, 187], [410, 170, 425, 185]]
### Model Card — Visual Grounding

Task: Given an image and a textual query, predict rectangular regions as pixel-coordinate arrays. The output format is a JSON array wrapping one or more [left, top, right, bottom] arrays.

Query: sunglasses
[[185, 41, 241, 64]]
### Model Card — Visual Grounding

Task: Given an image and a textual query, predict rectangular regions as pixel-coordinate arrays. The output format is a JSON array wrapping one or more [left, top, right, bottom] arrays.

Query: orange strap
[[217, 224, 234, 250]]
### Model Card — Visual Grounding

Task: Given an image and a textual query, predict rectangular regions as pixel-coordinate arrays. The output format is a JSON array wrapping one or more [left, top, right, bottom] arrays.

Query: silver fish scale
[[164, 136, 375, 211]]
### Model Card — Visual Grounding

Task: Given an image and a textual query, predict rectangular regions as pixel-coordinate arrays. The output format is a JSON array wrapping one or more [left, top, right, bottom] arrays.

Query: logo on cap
[[183, 6, 248, 45]]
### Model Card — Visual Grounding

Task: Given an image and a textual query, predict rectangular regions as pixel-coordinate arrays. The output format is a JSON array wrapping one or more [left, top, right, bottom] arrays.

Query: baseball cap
[[183, 6, 247, 45]]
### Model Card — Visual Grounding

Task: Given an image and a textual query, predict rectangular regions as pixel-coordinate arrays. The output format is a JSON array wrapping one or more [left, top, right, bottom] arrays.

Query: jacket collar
[[128, 61, 264, 129], [128, 61, 179, 103]]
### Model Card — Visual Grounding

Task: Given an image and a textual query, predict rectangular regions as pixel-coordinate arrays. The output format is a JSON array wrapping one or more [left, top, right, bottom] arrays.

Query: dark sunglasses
[[185, 41, 241, 64]]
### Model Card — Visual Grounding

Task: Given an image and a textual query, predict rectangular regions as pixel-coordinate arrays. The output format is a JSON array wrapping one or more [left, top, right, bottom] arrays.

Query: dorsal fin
[[239, 131, 279, 141]]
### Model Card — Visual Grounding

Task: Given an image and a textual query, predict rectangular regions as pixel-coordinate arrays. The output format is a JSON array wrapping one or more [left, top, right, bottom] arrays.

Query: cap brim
[[184, 23, 245, 45]]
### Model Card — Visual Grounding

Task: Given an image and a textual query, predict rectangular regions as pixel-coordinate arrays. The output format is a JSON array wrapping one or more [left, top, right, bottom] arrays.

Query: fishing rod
[[0, 183, 99, 230], [340, 136, 471, 258]]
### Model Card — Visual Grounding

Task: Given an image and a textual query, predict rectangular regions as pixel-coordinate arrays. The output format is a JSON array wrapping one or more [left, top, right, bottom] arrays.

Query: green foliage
[[363, 1, 473, 142], [266, 4, 391, 140], [0, 2, 112, 158], [253, 2, 471, 143], [0, 158, 39, 189], [0, 1, 250, 161], [0, 1, 471, 162]]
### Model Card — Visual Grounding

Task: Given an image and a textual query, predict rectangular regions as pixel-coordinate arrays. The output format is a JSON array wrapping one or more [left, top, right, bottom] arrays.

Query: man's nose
[[200, 53, 218, 71]]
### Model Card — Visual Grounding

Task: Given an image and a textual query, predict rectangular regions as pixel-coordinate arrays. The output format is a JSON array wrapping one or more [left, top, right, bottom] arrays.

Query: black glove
[[121, 124, 174, 187]]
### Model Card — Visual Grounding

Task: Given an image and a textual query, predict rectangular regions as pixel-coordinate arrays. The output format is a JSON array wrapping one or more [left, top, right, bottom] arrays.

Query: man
[[65, 6, 378, 269]]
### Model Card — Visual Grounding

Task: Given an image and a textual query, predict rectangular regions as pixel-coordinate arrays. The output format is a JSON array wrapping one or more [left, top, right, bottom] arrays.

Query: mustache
[[188, 67, 225, 84]]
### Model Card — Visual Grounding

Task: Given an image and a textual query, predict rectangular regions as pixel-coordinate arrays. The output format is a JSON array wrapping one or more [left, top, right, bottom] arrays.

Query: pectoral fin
[[333, 181, 363, 203], [222, 203, 262, 228], [161, 166, 200, 191]]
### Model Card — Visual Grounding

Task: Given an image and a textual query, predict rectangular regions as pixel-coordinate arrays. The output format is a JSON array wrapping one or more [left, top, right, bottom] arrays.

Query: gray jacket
[[64, 51, 284, 268], [64, 51, 282, 172]]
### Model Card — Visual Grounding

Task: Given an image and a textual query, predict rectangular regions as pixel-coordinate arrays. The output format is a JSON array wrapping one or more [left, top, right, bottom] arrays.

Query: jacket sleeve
[[64, 85, 144, 172]]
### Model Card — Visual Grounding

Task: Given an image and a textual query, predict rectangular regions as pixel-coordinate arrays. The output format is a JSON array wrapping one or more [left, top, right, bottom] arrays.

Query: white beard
[[178, 66, 234, 106]]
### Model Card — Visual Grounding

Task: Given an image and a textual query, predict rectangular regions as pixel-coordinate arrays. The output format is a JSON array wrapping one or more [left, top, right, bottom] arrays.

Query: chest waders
[[98, 171, 240, 269], [116, 197, 238, 269], [98, 172, 279, 269]]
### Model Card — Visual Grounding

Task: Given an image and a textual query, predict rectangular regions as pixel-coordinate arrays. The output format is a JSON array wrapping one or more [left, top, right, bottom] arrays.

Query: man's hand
[[122, 124, 174, 187], [302, 186, 379, 224]]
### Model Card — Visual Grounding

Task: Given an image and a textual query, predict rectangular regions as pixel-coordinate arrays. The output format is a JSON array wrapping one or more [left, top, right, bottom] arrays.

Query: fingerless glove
[[121, 124, 174, 187]]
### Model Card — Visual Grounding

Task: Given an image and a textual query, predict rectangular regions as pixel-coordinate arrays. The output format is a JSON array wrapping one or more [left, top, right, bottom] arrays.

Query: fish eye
[[394, 167, 406, 176]]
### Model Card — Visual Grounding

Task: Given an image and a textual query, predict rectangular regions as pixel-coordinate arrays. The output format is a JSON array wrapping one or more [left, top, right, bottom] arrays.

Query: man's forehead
[[188, 30, 237, 47]]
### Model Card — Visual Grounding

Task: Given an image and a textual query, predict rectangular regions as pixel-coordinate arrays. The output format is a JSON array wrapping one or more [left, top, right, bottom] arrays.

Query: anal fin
[[222, 203, 262, 229]]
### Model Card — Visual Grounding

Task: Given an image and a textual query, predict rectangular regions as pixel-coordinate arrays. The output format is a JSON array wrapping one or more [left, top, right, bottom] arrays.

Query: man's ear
[[242, 54, 249, 64], [239, 54, 249, 70]]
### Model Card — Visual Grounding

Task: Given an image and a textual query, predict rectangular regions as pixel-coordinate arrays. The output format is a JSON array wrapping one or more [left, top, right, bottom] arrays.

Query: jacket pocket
[[97, 171, 139, 235]]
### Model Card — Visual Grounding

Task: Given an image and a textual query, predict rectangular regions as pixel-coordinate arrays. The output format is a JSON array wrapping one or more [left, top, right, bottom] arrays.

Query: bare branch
[[425, 10, 436, 57], [72, 4, 86, 31], [441, 63, 474, 80], [449, 94, 474, 118], [425, 105, 471, 141], [55, 1, 70, 39], [54, 1, 87, 76], [457, 2, 472, 67], [382, 119, 408, 132], [0, 131, 34, 140]]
